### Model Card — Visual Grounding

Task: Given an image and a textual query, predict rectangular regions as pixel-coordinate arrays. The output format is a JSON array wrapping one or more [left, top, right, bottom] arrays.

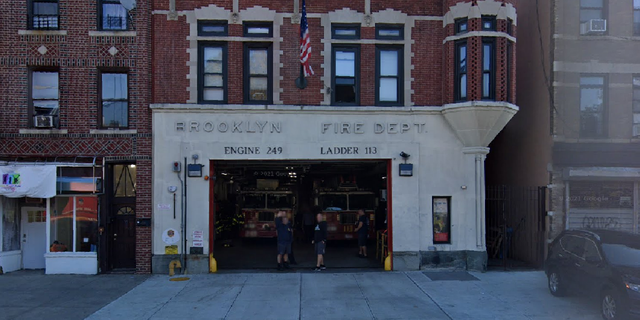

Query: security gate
[[486, 186, 547, 269]]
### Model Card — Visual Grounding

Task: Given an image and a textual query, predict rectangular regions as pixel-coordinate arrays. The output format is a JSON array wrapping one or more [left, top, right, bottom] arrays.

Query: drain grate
[[423, 271, 479, 281]]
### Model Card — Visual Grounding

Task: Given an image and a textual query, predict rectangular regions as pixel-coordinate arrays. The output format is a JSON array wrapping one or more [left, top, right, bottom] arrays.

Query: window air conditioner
[[580, 19, 607, 35], [34, 115, 55, 128]]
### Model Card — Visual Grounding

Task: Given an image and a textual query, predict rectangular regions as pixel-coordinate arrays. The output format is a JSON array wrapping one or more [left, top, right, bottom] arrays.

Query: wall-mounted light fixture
[[399, 151, 413, 177], [188, 154, 203, 177]]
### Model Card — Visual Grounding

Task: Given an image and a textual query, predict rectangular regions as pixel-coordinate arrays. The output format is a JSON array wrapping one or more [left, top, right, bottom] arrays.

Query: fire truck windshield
[[319, 194, 347, 211], [349, 194, 375, 210], [267, 194, 292, 209], [243, 194, 265, 209]]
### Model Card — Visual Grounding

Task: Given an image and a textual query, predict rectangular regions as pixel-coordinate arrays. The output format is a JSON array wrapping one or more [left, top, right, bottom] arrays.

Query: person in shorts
[[275, 211, 293, 271], [354, 209, 369, 258], [312, 213, 328, 271]]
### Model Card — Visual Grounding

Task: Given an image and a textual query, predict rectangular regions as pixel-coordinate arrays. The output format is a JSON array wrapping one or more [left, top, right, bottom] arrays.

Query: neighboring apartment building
[[488, 0, 640, 243], [550, 0, 640, 236], [0, 0, 152, 274], [150, 0, 518, 272]]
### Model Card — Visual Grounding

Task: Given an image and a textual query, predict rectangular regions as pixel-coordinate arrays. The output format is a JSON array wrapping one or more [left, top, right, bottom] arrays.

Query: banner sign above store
[[0, 165, 57, 198]]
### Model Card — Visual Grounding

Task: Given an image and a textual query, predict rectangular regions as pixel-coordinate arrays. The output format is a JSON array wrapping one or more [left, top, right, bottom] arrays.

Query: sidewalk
[[87, 271, 601, 320], [0, 270, 148, 320]]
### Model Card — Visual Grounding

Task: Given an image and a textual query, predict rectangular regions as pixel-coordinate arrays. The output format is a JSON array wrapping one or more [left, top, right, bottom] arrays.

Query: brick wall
[[152, 0, 517, 107], [0, 0, 152, 273]]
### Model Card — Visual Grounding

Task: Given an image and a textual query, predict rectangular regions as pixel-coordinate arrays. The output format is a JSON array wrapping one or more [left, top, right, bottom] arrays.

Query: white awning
[[0, 165, 57, 198]]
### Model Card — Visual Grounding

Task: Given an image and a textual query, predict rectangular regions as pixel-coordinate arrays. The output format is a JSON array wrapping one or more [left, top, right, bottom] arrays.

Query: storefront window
[[76, 197, 98, 252], [50, 196, 98, 252], [2, 198, 20, 251], [51, 197, 73, 252]]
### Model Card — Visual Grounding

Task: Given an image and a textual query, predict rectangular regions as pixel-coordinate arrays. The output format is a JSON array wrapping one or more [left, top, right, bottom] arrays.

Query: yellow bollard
[[169, 259, 182, 276], [384, 255, 392, 271], [209, 253, 218, 273]]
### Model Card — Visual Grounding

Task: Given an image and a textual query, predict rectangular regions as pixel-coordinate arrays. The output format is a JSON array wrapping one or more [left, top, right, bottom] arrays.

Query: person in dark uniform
[[275, 211, 293, 271], [354, 209, 369, 258], [312, 213, 327, 271]]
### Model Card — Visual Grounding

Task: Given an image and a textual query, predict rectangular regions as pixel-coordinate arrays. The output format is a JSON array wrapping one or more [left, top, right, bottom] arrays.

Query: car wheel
[[601, 289, 629, 320], [548, 271, 566, 297]]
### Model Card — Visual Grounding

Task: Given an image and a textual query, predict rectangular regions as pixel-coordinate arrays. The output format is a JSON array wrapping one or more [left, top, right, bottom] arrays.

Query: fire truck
[[315, 190, 377, 240], [239, 189, 295, 238]]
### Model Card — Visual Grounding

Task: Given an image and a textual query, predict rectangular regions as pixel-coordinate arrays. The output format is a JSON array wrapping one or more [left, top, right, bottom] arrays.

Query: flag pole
[[296, 64, 307, 89], [296, 0, 309, 89]]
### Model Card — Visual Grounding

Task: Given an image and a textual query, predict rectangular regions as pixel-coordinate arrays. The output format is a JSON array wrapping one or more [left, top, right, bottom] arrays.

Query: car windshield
[[602, 243, 640, 267], [243, 194, 264, 209], [349, 194, 375, 210], [266, 194, 292, 209], [319, 194, 347, 211]]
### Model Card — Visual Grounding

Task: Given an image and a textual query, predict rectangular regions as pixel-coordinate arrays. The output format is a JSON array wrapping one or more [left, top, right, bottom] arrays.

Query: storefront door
[[110, 205, 136, 269], [21, 207, 46, 269], [107, 164, 137, 270]]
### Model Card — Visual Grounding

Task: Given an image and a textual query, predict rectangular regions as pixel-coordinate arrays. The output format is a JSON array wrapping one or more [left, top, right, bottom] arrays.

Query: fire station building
[[150, 0, 518, 272]]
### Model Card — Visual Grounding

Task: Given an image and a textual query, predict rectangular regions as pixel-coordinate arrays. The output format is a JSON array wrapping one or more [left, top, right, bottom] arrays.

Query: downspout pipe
[[183, 157, 188, 273]]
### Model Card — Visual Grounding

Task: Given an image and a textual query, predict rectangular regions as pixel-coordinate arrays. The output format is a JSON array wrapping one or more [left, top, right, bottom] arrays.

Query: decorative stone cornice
[[442, 101, 518, 148]]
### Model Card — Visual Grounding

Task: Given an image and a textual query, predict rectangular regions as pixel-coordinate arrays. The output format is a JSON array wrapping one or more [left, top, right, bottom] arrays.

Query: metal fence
[[486, 186, 547, 269]]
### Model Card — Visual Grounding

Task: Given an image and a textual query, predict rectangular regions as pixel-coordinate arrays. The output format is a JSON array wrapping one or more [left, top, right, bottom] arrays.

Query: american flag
[[300, 0, 314, 76]]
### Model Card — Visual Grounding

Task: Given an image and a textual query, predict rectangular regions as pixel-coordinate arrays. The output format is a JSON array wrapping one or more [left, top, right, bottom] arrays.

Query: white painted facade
[[151, 103, 517, 270]]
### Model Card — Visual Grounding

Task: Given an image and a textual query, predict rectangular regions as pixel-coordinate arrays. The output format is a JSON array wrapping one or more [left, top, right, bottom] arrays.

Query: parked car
[[545, 229, 640, 320]]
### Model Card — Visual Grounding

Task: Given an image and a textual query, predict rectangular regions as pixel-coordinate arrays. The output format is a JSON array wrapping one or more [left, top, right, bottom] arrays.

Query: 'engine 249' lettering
[[224, 147, 283, 155], [320, 147, 377, 155]]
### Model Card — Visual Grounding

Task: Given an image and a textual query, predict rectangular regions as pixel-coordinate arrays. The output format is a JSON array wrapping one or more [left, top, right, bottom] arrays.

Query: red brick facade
[[151, 0, 517, 107], [0, 0, 152, 273]]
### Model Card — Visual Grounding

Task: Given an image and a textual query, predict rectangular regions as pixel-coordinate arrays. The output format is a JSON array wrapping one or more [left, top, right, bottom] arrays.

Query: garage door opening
[[210, 160, 391, 270]]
